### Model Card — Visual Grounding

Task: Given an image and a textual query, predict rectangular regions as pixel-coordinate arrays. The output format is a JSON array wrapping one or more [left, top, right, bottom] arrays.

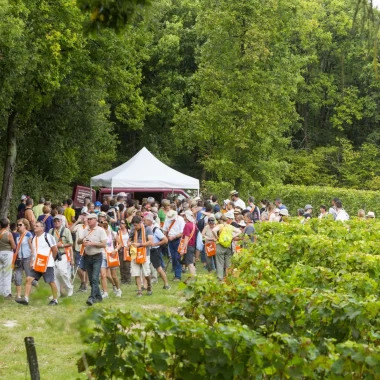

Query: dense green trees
[[0, 0, 379, 216]]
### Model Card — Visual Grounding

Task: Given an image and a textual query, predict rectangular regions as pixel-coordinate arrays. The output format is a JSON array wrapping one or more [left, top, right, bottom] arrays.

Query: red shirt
[[182, 222, 197, 247]]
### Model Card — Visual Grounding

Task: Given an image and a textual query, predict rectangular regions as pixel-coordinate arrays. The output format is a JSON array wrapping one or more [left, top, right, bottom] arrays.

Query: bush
[[256, 184, 379, 216]]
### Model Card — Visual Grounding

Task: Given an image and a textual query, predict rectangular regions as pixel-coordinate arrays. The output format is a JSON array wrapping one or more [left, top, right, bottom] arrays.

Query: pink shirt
[[182, 222, 197, 247]]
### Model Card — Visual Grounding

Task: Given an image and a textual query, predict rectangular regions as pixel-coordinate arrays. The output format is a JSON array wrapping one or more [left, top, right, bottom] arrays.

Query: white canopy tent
[[90, 147, 199, 196]]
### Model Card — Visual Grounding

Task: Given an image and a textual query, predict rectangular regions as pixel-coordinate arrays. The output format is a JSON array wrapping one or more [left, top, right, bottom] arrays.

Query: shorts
[[74, 251, 86, 271], [28, 267, 55, 284], [14, 257, 33, 286], [101, 258, 118, 270], [131, 256, 151, 277], [183, 246, 195, 265], [150, 248, 162, 269]]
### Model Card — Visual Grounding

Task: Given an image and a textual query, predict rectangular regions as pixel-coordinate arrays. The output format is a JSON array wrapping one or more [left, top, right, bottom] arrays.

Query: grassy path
[[0, 276, 188, 379]]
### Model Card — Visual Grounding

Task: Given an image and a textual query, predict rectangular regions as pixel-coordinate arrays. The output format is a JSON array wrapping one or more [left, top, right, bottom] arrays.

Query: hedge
[[256, 185, 380, 217]]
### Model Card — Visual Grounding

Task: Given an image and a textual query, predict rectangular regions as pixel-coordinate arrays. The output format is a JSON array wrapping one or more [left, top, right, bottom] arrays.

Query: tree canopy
[[0, 0, 379, 214]]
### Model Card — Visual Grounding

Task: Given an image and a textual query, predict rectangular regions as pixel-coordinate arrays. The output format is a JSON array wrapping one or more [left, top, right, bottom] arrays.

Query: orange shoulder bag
[[135, 225, 146, 264], [119, 229, 131, 262], [33, 236, 50, 273], [178, 223, 196, 255]]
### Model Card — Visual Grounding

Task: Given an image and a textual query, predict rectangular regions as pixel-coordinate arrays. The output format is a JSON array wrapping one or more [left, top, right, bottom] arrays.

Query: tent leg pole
[[111, 187, 114, 198]]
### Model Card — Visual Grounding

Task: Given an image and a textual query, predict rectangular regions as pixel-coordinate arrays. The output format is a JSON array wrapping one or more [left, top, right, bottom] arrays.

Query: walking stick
[[71, 255, 82, 285]]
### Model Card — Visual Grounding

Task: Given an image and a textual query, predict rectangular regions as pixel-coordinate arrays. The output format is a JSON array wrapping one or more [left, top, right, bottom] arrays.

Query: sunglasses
[[208, 220, 215, 223], [120, 222, 126, 225], [17, 224, 23, 227]]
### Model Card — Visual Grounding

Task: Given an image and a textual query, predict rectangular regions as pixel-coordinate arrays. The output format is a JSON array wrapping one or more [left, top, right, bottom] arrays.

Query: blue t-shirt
[[37, 215, 54, 233], [16, 231, 33, 258]]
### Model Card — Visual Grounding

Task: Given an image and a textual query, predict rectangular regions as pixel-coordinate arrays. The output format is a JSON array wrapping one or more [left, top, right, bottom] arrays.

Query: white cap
[[184, 210, 195, 222], [225, 210, 234, 219], [366, 211, 375, 218]]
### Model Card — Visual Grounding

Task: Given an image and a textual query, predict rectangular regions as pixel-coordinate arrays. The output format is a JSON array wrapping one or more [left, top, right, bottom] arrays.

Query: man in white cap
[[180, 210, 198, 276], [17, 195, 28, 219], [230, 190, 246, 210], [366, 211, 375, 219], [163, 210, 185, 281], [77, 213, 107, 306]]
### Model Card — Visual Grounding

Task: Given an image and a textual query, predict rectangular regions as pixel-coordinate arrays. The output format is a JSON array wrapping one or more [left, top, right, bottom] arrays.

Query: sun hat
[[166, 210, 177, 221], [223, 199, 231, 205], [304, 204, 313, 210], [87, 213, 98, 219], [184, 210, 195, 223], [366, 211, 375, 218], [230, 190, 238, 196], [225, 210, 234, 219], [279, 209, 289, 216], [275, 208, 280, 213]]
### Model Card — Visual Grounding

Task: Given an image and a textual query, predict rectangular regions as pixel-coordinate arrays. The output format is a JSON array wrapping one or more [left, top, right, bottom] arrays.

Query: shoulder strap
[[59, 227, 65, 240], [153, 227, 158, 234], [44, 233, 52, 248], [167, 219, 176, 233], [42, 214, 49, 223]]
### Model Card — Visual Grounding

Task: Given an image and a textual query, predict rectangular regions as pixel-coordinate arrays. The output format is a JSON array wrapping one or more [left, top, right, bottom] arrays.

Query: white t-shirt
[[152, 227, 165, 248], [335, 209, 349, 221], [32, 233, 57, 268], [163, 216, 185, 237], [118, 230, 129, 247], [234, 199, 246, 210], [72, 224, 87, 252]]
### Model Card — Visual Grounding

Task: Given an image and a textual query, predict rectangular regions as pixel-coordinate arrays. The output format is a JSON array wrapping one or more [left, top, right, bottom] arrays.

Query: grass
[[0, 270, 193, 380]]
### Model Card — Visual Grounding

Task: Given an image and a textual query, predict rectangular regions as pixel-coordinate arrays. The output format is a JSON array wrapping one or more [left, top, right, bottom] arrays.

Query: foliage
[[77, 0, 151, 33], [256, 184, 379, 216], [79, 219, 380, 379]]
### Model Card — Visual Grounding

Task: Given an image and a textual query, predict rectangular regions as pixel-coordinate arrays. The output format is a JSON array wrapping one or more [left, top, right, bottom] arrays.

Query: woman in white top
[[115, 220, 131, 284]]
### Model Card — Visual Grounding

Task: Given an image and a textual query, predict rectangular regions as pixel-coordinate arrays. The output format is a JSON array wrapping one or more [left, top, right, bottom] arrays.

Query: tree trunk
[[0, 111, 17, 218]]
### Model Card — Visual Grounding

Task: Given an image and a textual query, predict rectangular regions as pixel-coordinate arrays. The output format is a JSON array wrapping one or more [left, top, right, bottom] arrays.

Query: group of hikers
[[0, 190, 374, 305]]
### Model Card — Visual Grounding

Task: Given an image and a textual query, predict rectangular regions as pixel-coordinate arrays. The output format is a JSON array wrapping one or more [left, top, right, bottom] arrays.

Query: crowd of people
[[0, 191, 374, 305]]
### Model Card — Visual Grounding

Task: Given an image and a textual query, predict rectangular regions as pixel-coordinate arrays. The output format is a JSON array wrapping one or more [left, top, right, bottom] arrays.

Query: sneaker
[[136, 291, 143, 298], [67, 288, 74, 297], [115, 289, 122, 297], [113, 285, 117, 295], [16, 297, 29, 306], [77, 283, 86, 293], [173, 278, 181, 282], [163, 285, 171, 290], [146, 290, 153, 296], [48, 299, 58, 306], [102, 292, 109, 299], [86, 298, 94, 306]]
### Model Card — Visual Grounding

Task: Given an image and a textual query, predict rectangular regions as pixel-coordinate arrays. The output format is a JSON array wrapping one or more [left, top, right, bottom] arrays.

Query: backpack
[[197, 216, 205, 233], [218, 225, 233, 248]]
